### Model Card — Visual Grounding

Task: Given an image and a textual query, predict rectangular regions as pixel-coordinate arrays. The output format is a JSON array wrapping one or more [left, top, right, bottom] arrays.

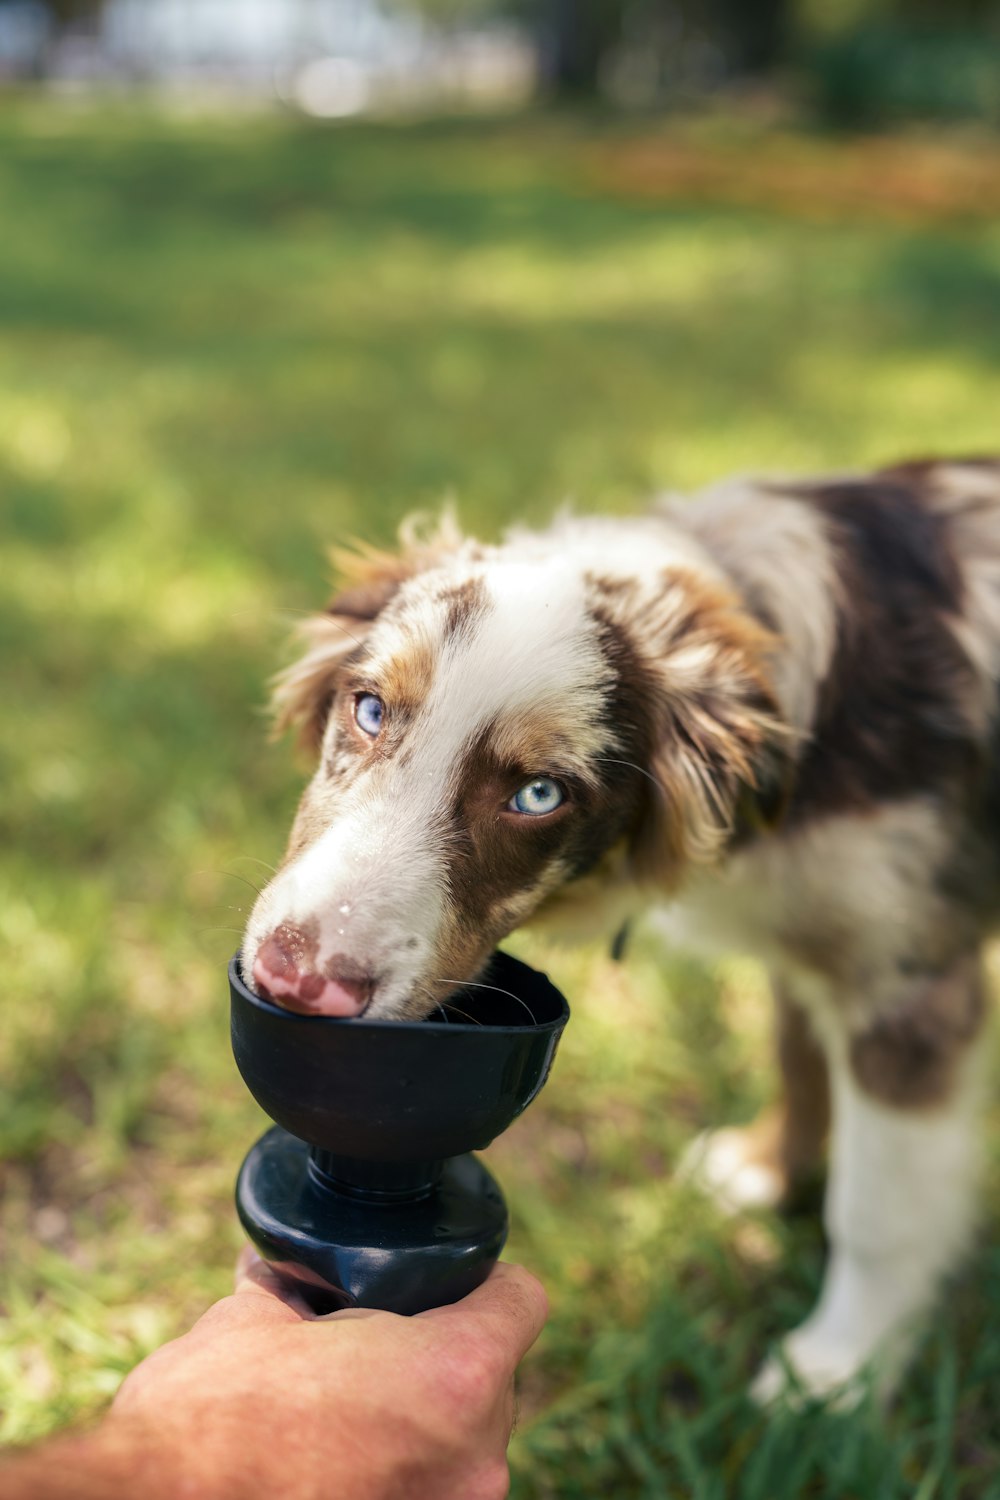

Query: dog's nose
[[252, 925, 374, 1017]]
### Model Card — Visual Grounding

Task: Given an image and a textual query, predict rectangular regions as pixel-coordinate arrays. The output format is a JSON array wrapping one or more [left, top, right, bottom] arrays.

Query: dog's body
[[243, 457, 1000, 1400]]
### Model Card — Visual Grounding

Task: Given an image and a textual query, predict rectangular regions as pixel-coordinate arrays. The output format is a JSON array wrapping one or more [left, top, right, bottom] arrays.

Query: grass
[[2, 93, 1000, 1495]]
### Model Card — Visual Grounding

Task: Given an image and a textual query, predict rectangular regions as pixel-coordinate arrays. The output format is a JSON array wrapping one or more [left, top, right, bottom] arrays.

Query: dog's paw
[[750, 1332, 870, 1411], [677, 1125, 786, 1215], [751, 1310, 913, 1411]]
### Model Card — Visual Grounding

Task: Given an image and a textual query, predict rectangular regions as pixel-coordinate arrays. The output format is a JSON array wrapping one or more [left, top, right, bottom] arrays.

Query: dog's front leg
[[753, 953, 987, 1406], [680, 976, 830, 1212]]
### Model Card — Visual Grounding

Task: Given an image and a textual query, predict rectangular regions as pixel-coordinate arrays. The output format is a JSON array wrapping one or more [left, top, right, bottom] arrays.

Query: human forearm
[[0, 1419, 186, 1500]]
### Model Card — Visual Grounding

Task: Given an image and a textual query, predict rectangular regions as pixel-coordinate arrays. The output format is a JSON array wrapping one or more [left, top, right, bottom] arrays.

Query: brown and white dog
[[242, 458, 1000, 1403]]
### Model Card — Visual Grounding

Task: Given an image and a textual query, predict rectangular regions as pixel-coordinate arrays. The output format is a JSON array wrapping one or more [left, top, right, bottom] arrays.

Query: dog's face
[[242, 522, 779, 1019]]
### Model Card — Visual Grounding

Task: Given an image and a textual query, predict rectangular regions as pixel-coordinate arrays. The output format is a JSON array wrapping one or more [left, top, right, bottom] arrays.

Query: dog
[[242, 457, 1000, 1403]]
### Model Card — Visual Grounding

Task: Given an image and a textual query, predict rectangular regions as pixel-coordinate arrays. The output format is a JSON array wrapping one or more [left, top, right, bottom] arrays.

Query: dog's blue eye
[[355, 693, 384, 737], [508, 778, 564, 816]]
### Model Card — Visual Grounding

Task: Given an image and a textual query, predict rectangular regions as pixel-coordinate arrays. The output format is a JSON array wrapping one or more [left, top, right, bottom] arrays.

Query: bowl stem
[[307, 1148, 443, 1203]]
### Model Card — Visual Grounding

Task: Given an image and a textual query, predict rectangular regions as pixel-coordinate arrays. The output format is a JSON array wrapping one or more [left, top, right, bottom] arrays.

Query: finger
[[417, 1262, 548, 1372], [231, 1247, 315, 1319]]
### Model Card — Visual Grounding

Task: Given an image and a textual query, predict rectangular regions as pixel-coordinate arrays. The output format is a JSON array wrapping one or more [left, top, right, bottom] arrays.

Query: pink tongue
[[252, 958, 370, 1017]]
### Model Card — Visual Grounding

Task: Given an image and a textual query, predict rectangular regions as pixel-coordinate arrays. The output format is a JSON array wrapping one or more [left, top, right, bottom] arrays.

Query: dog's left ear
[[620, 580, 790, 882], [271, 512, 468, 751]]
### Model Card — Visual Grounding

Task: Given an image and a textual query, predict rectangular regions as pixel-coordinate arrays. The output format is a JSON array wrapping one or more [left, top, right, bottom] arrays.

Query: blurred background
[[2, 2, 1000, 1496], [4, 0, 1000, 123]]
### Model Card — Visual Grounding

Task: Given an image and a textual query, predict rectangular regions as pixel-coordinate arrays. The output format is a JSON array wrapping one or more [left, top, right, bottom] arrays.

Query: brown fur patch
[[450, 739, 578, 901], [877, 456, 1000, 490], [773, 473, 978, 826], [774, 980, 831, 1185], [487, 707, 605, 788], [849, 955, 986, 1108], [420, 926, 503, 1021], [434, 714, 650, 986], [377, 637, 437, 718], [438, 577, 488, 642], [326, 510, 468, 616], [281, 775, 340, 864], [777, 920, 861, 990], [326, 574, 407, 624], [589, 569, 784, 880]]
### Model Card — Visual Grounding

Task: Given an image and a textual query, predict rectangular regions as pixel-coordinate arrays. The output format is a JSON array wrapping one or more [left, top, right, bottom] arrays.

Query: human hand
[[107, 1251, 548, 1500]]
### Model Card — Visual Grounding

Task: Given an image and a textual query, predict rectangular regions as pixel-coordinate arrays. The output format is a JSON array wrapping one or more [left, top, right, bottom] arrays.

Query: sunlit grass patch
[[2, 97, 1000, 1493]]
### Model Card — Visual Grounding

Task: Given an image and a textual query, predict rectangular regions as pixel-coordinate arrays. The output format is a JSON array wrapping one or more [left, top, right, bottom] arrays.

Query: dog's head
[[242, 516, 782, 1019]]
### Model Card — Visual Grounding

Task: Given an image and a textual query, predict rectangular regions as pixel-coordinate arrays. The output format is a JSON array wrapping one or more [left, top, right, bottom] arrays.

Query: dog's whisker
[[229, 855, 278, 877], [433, 978, 537, 1026], [283, 611, 367, 652], [414, 985, 484, 1027], [328, 621, 367, 651], [595, 756, 668, 800], [438, 1002, 483, 1026], [219, 869, 266, 901]]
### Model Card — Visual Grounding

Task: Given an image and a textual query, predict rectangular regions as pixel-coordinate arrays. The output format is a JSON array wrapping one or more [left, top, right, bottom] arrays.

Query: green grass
[[2, 94, 1000, 1496]]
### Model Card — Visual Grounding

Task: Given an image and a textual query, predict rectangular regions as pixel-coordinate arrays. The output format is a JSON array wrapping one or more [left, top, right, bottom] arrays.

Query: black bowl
[[229, 950, 569, 1165]]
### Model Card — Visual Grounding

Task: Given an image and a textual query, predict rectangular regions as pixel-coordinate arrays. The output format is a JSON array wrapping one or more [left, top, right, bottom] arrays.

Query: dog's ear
[[271, 512, 467, 752], [269, 610, 372, 753], [617, 577, 789, 882]]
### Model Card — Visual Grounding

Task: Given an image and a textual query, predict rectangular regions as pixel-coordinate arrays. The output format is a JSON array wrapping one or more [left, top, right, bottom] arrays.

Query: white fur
[[506, 512, 730, 597], [651, 799, 954, 1017], [653, 798, 979, 1403], [753, 1036, 984, 1405], [678, 1127, 786, 1213], [427, 557, 614, 768]]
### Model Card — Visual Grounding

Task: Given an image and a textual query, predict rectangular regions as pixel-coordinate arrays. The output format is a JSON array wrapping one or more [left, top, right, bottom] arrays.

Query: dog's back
[[672, 457, 1000, 865]]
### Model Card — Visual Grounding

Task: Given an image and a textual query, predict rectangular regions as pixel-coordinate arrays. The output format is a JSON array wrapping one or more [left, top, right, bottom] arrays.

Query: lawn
[[2, 93, 1000, 1497]]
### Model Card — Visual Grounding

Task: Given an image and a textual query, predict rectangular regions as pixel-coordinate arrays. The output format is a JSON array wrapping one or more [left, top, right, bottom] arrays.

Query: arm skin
[[0, 1253, 548, 1500]]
